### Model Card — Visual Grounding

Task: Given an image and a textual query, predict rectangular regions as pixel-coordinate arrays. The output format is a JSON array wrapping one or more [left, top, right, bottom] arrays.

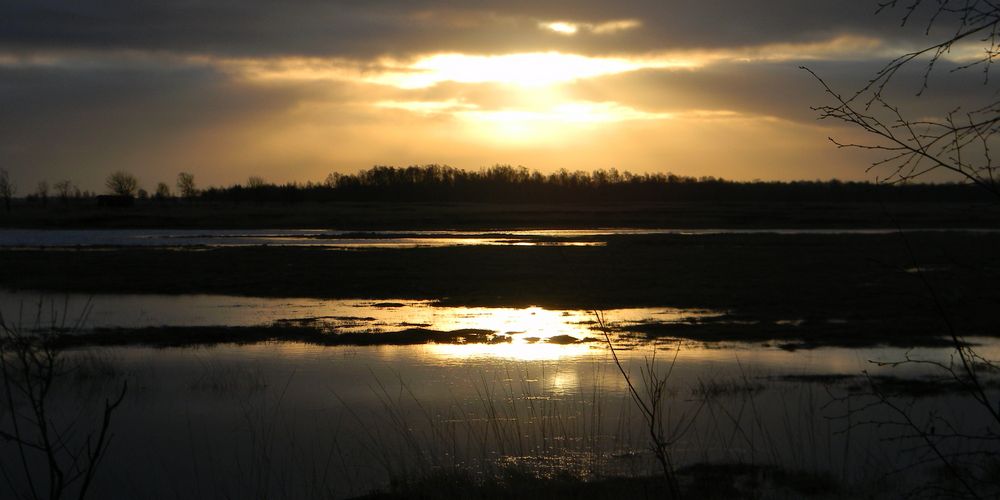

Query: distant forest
[[11, 165, 995, 207], [197, 165, 990, 204]]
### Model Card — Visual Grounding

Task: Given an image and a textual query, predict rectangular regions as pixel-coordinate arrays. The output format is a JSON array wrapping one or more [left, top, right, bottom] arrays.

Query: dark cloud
[[0, 61, 315, 188], [0, 1, 947, 58], [566, 58, 997, 124]]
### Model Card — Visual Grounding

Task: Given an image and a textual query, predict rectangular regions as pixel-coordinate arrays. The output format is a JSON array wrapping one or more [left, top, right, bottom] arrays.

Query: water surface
[[2, 227, 997, 249], [0, 289, 721, 351], [3, 289, 998, 498], [3, 339, 991, 499]]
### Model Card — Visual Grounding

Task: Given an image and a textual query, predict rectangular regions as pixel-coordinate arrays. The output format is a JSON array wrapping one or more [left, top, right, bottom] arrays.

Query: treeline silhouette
[[193, 165, 989, 204]]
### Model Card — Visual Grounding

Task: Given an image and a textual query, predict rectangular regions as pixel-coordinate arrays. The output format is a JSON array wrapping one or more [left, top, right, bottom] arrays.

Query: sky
[[0, 1, 993, 191]]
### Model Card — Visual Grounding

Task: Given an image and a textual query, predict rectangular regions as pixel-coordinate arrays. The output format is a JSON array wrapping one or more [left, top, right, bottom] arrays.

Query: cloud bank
[[0, 1, 991, 189]]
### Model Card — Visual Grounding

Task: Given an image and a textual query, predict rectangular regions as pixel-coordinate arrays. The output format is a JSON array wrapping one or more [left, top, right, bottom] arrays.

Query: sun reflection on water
[[420, 342, 599, 362], [0, 287, 722, 361], [423, 306, 594, 338]]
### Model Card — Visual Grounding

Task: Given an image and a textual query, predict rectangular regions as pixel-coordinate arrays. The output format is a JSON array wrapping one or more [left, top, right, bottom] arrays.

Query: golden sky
[[0, 1, 990, 190]]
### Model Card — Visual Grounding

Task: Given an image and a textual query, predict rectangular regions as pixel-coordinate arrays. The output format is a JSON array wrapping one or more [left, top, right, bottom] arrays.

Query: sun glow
[[378, 98, 674, 141], [416, 306, 604, 361], [217, 34, 902, 91], [539, 19, 642, 36], [376, 99, 477, 114], [461, 102, 673, 142], [460, 102, 672, 124], [542, 21, 579, 35], [207, 45, 801, 145], [371, 51, 695, 89], [423, 342, 598, 362], [380, 99, 670, 121]]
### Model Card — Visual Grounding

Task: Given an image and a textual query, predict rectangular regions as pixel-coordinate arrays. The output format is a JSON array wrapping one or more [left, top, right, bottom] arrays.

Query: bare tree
[[155, 182, 172, 200], [246, 176, 266, 189], [809, 2, 1000, 496], [176, 172, 197, 198], [104, 171, 138, 197], [594, 312, 704, 498], [0, 169, 16, 212], [324, 172, 341, 188], [35, 181, 49, 206], [53, 180, 74, 204], [807, 1, 1000, 195], [0, 311, 127, 500]]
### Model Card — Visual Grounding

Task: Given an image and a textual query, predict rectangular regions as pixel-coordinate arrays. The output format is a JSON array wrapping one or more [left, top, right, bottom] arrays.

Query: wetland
[[1, 202, 998, 498]]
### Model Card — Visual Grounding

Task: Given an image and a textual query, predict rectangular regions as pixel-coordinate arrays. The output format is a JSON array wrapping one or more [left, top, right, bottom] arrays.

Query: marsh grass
[[327, 361, 661, 495], [9, 337, 977, 498], [322, 351, 881, 499]]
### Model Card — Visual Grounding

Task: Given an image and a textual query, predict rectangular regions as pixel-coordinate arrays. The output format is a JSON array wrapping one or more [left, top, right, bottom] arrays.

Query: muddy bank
[[43, 325, 522, 348]]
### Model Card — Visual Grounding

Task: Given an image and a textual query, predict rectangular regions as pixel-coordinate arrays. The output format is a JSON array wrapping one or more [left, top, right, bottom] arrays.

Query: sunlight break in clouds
[[375, 99, 479, 114], [457, 103, 667, 143], [539, 19, 642, 36], [219, 51, 696, 88], [377, 100, 674, 123], [370, 51, 694, 89], [542, 22, 579, 35], [221, 35, 894, 90], [377, 99, 678, 142], [457, 102, 673, 125]]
